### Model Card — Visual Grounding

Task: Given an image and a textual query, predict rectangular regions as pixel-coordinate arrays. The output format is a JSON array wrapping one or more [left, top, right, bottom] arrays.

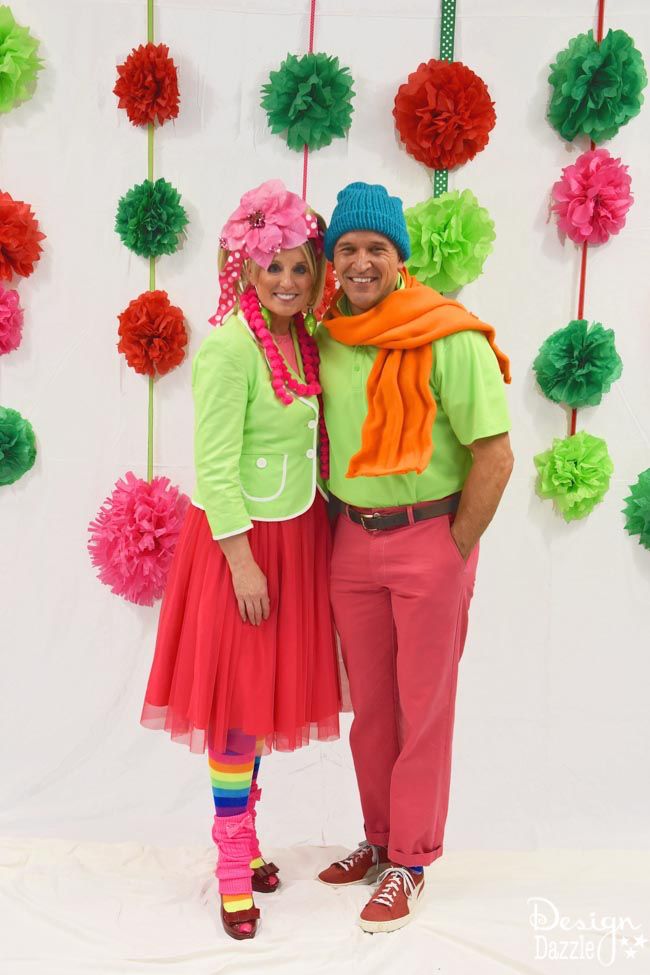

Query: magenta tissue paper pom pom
[[552, 148, 633, 245], [0, 285, 24, 355], [88, 471, 189, 606]]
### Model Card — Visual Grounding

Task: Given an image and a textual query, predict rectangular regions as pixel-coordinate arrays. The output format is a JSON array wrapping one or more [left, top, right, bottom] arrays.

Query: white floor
[[1, 839, 648, 975]]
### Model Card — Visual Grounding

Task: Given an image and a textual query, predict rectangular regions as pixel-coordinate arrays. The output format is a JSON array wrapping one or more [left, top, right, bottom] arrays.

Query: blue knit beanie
[[324, 182, 411, 261]]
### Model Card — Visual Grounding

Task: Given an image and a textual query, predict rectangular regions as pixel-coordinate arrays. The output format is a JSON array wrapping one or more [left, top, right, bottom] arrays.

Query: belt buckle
[[360, 511, 381, 533]]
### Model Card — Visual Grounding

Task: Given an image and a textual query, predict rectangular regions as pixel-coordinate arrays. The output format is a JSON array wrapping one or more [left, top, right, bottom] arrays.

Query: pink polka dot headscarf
[[209, 179, 323, 327]]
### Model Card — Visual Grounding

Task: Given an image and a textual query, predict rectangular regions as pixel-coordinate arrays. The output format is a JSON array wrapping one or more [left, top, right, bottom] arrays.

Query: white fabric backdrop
[[1, 0, 650, 867]]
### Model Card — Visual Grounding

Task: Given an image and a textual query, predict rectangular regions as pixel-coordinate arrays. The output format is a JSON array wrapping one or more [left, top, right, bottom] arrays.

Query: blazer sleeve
[[192, 331, 253, 540]]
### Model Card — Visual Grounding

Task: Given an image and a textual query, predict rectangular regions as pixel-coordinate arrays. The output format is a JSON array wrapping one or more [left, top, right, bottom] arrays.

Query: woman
[[141, 179, 341, 941]]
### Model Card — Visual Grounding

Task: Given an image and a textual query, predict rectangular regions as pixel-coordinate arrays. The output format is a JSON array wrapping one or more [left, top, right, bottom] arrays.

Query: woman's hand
[[217, 533, 270, 625], [230, 560, 270, 626]]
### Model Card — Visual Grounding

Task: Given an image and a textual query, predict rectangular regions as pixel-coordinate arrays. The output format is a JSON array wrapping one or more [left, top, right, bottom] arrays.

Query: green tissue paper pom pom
[[261, 52, 355, 151], [548, 29, 647, 143], [404, 189, 495, 293], [115, 178, 188, 258], [0, 405, 36, 485], [0, 5, 43, 114], [622, 469, 650, 551], [533, 319, 622, 409], [534, 431, 613, 522]]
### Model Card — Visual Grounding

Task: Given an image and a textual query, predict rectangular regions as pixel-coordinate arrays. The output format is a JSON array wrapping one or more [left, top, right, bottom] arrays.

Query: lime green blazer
[[191, 312, 323, 540]]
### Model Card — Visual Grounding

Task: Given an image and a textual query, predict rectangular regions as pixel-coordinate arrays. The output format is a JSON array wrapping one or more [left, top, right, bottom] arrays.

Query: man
[[316, 182, 513, 933]]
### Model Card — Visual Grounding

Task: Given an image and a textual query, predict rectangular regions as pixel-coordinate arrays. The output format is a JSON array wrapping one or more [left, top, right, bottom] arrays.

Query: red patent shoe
[[220, 899, 260, 940], [252, 860, 280, 893]]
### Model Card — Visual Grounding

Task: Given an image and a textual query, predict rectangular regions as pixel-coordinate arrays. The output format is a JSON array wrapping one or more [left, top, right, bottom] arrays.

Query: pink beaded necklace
[[238, 286, 329, 479]]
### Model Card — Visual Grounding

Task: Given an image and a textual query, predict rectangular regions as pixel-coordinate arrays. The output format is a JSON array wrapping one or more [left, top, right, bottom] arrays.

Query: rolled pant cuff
[[388, 844, 443, 868]]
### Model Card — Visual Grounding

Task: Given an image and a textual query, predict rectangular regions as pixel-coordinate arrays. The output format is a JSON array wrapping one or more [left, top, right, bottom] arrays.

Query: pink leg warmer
[[246, 782, 263, 861], [212, 810, 255, 896]]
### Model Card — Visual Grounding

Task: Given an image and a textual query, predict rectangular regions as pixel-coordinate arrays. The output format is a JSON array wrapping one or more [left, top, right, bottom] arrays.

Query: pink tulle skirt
[[140, 493, 342, 755]]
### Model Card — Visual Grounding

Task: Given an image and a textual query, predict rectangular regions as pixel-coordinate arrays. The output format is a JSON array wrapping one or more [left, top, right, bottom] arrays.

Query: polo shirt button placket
[[353, 347, 361, 385]]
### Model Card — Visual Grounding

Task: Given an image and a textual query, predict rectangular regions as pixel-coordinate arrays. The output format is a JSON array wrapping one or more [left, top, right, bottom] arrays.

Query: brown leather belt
[[341, 493, 461, 533]]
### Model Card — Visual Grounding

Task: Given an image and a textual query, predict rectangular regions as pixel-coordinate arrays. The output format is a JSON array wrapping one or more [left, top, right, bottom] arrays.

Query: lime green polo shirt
[[317, 289, 510, 507]]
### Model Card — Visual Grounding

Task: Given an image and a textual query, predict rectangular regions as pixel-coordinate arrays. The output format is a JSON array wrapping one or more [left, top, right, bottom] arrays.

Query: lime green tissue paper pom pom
[[0, 5, 43, 113], [115, 178, 188, 259], [548, 29, 647, 143], [534, 431, 613, 522], [622, 469, 650, 551], [404, 189, 495, 293], [533, 319, 622, 409], [0, 405, 36, 485], [261, 52, 355, 152]]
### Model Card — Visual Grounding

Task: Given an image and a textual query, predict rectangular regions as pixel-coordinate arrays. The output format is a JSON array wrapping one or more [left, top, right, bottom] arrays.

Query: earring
[[304, 307, 317, 335]]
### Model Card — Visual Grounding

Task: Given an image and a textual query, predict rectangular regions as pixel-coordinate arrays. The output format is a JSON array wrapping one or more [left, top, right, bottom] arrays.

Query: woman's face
[[250, 247, 314, 320]]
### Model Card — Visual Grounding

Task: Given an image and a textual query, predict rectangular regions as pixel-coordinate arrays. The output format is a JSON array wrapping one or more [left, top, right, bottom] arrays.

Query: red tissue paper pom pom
[[0, 190, 45, 281], [114, 42, 180, 126], [315, 262, 339, 320], [118, 290, 188, 376], [88, 471, 189, 606], [393, 60, 496, 170]]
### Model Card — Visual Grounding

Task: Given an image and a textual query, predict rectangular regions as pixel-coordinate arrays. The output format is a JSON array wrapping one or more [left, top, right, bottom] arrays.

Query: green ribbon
[[433, 168, 449, 197], [439, 0, 456, 60], [433, 0, 456, 196]]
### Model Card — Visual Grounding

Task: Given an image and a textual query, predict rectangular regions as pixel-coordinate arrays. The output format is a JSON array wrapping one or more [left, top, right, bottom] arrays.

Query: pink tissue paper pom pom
[[552, 148, 633, 245], [0, 286, 24, 355], [88, 471, 189, 606]]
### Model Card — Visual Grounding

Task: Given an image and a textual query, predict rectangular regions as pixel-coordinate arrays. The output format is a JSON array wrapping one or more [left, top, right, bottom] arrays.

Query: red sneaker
[[359, 866, 424, 933], [317, 841, 390, 886]]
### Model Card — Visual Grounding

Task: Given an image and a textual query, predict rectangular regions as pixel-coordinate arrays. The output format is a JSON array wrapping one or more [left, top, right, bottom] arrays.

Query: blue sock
[[409, 865, 424, 874]]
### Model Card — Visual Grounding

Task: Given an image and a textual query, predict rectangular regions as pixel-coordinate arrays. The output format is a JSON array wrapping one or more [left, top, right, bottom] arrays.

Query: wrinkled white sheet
[[1, 840, 649, 975]]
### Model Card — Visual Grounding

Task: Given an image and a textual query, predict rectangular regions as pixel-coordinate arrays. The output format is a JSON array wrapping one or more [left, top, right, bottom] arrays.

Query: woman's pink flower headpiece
[[209, 179, 323, 326]]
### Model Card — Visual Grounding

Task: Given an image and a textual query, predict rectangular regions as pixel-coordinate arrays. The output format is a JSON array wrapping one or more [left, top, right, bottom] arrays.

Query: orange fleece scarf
[[322, 269, 511, 478]]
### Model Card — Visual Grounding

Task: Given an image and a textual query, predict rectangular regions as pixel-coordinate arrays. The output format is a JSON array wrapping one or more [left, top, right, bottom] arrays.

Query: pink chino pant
[[330, 511, 478, 867]]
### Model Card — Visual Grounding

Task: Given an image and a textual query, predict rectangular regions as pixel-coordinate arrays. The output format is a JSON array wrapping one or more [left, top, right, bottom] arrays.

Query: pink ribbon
[[224, 811, 254, 839]]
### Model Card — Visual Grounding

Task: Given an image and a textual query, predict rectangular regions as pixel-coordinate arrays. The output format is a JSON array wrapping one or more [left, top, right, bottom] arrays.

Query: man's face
[[332, 231, 402, 313]]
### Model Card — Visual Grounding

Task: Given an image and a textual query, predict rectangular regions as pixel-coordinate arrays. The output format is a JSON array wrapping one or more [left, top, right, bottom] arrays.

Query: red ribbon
[[570, 0, 606, 437]]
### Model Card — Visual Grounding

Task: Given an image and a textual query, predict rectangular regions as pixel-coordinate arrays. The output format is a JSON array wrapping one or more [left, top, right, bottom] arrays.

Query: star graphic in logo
[[625, 948, 637, 959], [633, 934, 648, 949], [620, 937, 629, 945]]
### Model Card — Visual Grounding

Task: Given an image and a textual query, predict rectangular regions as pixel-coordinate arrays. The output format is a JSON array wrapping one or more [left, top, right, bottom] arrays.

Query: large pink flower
[[0, 285, 23, 355], [88, 472, 189, 606], [552, 148, 633, 245], [221, 179, 312, 267]]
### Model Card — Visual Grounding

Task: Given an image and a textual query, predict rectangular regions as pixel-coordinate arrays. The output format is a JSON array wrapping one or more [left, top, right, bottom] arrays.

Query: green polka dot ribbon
[[433, 0, 456, 196], [439, 0, 456, 60]]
